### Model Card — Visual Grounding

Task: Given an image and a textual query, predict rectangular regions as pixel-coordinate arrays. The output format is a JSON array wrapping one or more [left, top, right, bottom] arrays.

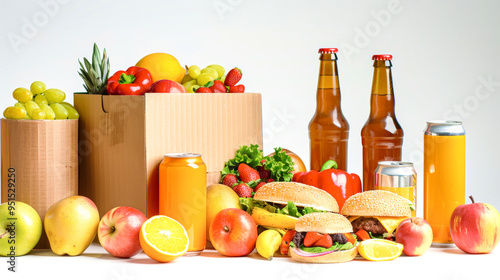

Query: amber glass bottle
[[309, 48, 349, 171], [361, 54, 404, 191]]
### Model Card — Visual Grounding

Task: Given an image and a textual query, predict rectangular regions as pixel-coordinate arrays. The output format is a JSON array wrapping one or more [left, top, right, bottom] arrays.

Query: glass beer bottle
[[309, 48, 349, 171], [361, 54, 404, 191]]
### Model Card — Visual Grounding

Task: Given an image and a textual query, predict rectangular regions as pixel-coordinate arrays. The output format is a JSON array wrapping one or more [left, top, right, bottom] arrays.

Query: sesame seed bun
[[295, 213, 353, 234], [253, 182, 339, 212], [341, 190, 412, 217], [290, 246, 358, 264]]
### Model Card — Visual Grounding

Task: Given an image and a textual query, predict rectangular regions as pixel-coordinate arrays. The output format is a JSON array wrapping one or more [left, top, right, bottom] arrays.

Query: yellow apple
[[206, 184, 241, 241], [44, 196, 99, 256]]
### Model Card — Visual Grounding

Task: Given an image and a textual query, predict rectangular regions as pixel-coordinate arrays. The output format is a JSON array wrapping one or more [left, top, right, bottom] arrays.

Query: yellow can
[[159, 153, 207, 254], [424, 121, 465, 244]]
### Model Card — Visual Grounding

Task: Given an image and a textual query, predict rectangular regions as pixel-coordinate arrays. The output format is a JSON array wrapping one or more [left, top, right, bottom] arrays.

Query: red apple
[[450, 196, 500, 254], [98, 206, 147, 258], [395, 217, 433, 256], [148, 79, 186, 93], [209, 208, 257, 256]]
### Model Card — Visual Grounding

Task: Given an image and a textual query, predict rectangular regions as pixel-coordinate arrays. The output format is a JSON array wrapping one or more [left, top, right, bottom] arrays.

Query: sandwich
[[289, 212, 358, 263], [341, 190, 413, 241], [240, 182, 339, 230]]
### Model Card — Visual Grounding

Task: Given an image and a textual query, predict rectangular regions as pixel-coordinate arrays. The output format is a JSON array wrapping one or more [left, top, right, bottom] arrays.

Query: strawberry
[[254, 182, 266, 193], [196, 87, 213, 93], [238, 163, 260, 183], [303, 232, 323, 247], [266, 178, 275, 183], [233, 183, 253, 197], [228, 84, 245, 93], [224, 67, 242, 86], [257, 165, 270, 180], [313, 234, 333, 248], [222, 174, 238, 188], [210, 80, 227, 93]]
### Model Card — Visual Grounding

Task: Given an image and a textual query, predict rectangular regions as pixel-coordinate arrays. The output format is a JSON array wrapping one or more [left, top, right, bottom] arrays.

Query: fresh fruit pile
[[220, 144, 296, 198], [1, 196, 189, 263], [3, 81, 79, 120], [79, 44, 247, 95], [183, 65, 245, 93]]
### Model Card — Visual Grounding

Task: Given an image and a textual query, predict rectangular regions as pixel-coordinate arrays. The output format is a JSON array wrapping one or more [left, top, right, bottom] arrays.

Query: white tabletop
[[2, 242, 499, 280]]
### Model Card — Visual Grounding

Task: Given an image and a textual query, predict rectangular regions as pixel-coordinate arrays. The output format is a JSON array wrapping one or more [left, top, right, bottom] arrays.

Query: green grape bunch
[[3, 81, 79, 120]]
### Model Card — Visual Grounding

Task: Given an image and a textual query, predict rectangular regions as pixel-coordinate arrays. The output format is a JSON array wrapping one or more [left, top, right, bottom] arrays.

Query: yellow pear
[[206, 184, 242, 241], [44, 196, 99, 256]]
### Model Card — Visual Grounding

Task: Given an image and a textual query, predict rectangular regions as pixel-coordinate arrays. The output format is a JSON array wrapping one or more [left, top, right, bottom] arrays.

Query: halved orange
[[358, 239, 404, 261], [139, 215, 189, 262]]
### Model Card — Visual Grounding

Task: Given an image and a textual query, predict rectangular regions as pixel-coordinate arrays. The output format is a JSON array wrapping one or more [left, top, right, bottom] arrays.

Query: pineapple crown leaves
[[78, 43, 110, 94]]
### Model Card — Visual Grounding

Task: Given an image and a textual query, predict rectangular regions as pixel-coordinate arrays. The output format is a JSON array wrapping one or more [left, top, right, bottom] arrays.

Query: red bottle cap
[[372, 54, 393, 60], [318, 48, 338, 54]]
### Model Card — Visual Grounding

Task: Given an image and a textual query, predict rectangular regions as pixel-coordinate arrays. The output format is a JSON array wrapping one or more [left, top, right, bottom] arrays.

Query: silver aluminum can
[[375, 161, 416, 216]]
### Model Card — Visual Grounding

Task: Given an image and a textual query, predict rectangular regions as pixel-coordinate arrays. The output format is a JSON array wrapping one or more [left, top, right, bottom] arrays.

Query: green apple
[[0, 201, 42, 256]]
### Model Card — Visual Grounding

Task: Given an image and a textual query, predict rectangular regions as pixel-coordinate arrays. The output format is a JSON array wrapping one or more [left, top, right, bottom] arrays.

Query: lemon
[[358, 239, 404, 261], [136, 53, 185, 83], [256, 230, 282, 260]]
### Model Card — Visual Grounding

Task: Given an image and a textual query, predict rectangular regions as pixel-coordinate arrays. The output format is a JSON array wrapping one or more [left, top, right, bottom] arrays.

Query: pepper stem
[[118, 73, 136, 84], [469, 195, 475, 204], [320, 160, 338, 171]]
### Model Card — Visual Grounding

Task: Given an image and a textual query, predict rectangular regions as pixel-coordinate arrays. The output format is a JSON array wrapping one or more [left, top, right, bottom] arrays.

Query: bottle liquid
[[309, 48, 349, 171], [361, 54, 404, 191]]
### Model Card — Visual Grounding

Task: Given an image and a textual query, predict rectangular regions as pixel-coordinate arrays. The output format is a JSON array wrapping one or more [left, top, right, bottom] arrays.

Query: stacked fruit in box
[[3, 81, 78, 120], [78, 43, 246, 95], [182, 65, 245, 93]]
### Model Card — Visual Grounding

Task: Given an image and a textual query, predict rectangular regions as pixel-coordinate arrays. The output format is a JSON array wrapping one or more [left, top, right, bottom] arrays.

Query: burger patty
[[351, 217, 387, 235], [291, 231, 347, 248]]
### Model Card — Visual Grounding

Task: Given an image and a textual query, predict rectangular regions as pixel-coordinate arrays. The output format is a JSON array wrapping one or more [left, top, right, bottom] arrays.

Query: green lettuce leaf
[[239, 197, 265, 214], [221, 144, 264, 179], [264, 147, 294, 182], [278, 201, 301, 218], [299, 242, 356, 253], [239, 198, 325, 218]]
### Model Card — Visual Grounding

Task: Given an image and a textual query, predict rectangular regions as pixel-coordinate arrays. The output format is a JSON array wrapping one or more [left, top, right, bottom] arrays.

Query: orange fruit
[[139, 215, 189, 262], [358, 239, 404, 261], [135, 53, 185, 83]]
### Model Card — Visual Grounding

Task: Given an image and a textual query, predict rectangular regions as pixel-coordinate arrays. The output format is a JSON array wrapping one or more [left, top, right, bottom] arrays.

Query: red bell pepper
[[107, 66, 153, 95], [292, 160, 362, 209]]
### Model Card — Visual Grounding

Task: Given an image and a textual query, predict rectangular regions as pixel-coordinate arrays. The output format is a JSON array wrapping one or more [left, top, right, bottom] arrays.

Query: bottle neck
[[369, 60, 395, 118], [316, 53, 341, 112]]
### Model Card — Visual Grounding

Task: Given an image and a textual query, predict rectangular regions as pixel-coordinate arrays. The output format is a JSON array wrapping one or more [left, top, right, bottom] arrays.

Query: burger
[[289, 212, 358, 263], [239, 182, 339, 230], [341, 190, 413, 241]]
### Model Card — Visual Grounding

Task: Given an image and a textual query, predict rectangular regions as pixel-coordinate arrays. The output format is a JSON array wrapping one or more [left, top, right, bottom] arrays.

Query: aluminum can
[[159, 153, 206, 254], [375, 161, 416, 217], [424, 120, 465, 244]]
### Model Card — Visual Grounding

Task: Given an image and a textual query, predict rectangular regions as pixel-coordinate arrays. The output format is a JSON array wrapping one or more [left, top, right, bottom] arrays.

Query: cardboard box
[[74, 93, 262, 217], [1, 119, 79, 248]]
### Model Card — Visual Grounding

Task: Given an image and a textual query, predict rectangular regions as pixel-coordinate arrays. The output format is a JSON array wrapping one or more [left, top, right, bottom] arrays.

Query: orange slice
[[139, 215, 189, 262], [358, 239, 403, 261]]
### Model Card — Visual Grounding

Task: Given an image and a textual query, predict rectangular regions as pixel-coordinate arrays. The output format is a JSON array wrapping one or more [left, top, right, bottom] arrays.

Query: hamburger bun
[[341, 190, 412, 217], [295, 212, 352, 234], [253, 182, 338, 212], [290, 246, 358, 263], [290, 213, 357, 263]]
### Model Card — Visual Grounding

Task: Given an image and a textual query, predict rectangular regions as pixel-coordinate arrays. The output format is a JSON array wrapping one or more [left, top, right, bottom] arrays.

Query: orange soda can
[[424, 121, 465, 244], [159, 153, 207, 254]]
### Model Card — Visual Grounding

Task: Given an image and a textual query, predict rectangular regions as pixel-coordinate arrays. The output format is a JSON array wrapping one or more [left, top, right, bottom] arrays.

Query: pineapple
[[78, 43, 110, 94]]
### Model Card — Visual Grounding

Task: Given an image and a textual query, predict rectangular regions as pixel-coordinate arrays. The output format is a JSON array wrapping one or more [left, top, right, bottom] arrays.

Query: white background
[[1, 0, 500, 226]]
